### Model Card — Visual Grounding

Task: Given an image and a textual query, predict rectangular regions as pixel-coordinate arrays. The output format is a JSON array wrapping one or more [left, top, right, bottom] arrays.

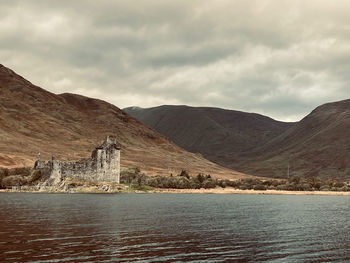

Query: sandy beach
[[1, 187, 350, 196], [149, 188, 350, 196]]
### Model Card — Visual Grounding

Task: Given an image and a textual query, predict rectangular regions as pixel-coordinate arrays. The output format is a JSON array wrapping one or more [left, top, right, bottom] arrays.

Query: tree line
[[0, 167, 41, 188], [120, 167, 350, 192], [1, 166, 349, 192]]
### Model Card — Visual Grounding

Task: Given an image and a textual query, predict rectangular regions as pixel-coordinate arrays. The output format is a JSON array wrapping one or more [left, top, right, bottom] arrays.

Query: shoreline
[[148, 188, 350, 196], [1, 188, 350, 196]]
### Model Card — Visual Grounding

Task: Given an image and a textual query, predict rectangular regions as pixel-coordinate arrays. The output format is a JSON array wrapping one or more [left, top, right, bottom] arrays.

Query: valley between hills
[[1, 63, 350, 185], [125, 100, 350, 180], [0, 64, 246, 180]]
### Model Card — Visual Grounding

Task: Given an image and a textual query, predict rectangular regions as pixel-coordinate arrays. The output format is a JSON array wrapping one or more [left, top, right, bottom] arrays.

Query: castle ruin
[[35, 136, 121, 185]]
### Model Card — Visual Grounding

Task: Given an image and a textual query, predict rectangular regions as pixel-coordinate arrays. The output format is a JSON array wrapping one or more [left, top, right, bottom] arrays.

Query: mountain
[[0, 64, 248, 180], [124, 105, 293, 165], [125, 102, 350, 180], [238, 99, 350, 179]]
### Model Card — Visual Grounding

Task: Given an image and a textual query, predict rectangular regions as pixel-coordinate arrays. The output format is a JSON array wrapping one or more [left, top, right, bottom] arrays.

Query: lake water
[[0, 193, 349, 262]]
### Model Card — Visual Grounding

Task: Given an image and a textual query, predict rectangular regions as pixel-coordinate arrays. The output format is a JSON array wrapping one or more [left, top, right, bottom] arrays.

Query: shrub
[[290, 176, 301, 184], [136, 173, 147, 187], [8, 167, 31, 176], [120, 167, 141, 184], [0, 167, 32, 188], [2, 175, 28, 188], [253, 184, 267, 190], [119, 167, 350, 192], [340, 186, 349, 192], [0, 168, 9, 178], [196, 173, 205, 183], [0, 168, 9, 189], [177, 177, 191, 189], [276, 184, 289, 191], [320, 186, 330, 191], [226, 180, 240, 188], [30, 169, 42, 183], [203, 179, 217, 189], [179, 170, 190, 179], [312, 181, 322, 191], [333, 181, 345, 188], [217, 180, 227, 188]]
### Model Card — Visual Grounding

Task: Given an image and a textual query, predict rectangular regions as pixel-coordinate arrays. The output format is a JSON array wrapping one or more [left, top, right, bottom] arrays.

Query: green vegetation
[[120, 166, 146, 186], [0, 167, 42, 188], [218, 176, 350, 192], [120, 167, 350, 192], [29, 169, 42, 183], [1, 165, 349, 193], [124, 184, 155, 192], [121, 168, 216, 189]]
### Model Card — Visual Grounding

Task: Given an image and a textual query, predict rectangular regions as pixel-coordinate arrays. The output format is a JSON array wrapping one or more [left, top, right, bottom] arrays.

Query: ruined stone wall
[[60, 146, 120, 183], [61, 158, 96, 181], [94, 146, 120, 182], [34, 160, 63, 185], [35, 139, 121, 185]]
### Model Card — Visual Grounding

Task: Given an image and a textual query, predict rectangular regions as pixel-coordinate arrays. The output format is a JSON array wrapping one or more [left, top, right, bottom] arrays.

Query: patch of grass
[[121, 183, 154, 192]]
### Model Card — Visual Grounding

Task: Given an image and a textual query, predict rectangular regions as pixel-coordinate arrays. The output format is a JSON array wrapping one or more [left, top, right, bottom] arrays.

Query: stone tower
[[92, 136, 121, 183]]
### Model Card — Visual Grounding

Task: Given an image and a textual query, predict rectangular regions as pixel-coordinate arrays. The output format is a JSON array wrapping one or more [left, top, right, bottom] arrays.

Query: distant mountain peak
[[126, 102, 350, 179]]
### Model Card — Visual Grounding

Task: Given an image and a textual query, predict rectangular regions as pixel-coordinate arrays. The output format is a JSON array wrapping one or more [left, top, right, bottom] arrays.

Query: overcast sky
[[1, 0, 350, 121]]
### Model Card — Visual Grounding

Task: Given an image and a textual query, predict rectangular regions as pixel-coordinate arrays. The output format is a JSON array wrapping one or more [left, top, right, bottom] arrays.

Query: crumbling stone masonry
[[35, 136, 121, 185]]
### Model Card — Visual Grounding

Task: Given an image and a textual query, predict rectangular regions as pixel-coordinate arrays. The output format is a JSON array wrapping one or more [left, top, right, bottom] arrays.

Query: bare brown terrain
[[238, 99, 350, 179], [0, 64, 248, 180], [124, 105, 293, 163]]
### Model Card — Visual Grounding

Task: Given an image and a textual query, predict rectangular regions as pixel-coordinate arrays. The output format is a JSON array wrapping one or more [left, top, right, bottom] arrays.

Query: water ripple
[[0, 193, 349, 262]]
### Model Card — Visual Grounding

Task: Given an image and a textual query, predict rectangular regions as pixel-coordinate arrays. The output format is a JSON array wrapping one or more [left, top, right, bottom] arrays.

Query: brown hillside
[[124, 105, 293, 168], [0, 64, 248, 180], [236, 99, 350, 179], [125, 101, 350, 180]]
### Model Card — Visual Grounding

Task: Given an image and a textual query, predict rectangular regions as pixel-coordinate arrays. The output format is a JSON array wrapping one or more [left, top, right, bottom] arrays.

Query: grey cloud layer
[[1, 0, 350, 121]]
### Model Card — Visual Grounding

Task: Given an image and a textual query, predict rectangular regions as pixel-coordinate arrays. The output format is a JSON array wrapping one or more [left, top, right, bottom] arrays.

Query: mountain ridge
[[125, 100, 350, 179], [0, 64, 248, 180], [124, 104, 294, 164]]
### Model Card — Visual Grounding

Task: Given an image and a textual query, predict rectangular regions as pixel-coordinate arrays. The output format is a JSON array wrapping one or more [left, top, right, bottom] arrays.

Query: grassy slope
[[0, 64, 248, 180]]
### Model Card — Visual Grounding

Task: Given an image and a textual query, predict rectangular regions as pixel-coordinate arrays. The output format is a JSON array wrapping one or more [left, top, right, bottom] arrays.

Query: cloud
[[1, 0, 350, 121]]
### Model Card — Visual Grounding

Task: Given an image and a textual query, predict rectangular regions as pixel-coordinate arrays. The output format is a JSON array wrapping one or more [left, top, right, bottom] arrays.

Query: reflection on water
[[0, 193, 349, 262]]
